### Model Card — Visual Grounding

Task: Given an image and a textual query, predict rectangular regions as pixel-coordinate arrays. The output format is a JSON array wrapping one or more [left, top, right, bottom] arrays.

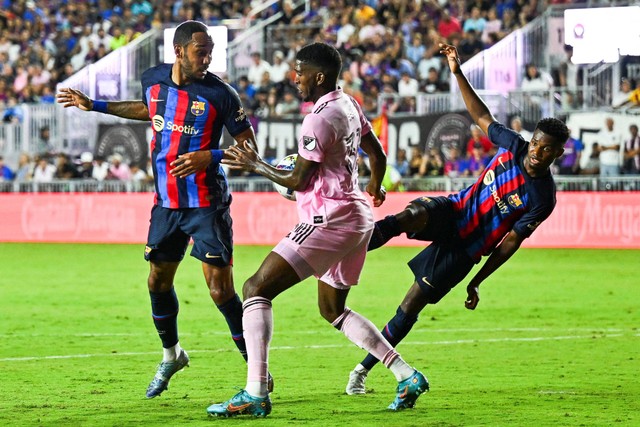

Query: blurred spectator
[[247, 51, 272, 87], [270, 50, 290, 85], [397, 71, 419, 97], [443, 145, 468, 178], [612, 78, 634, 109], [422, 67, 448, 94], [467, 142, 489, 177], [92, 155, 110, 181], [0, 155, 15, 181], [2, 97, 24, 123], [481, 7, 503, 45], [107, 153, 131, 180], [36, 125, 54, 155], [466, 124, 493, 156], [557, 45, 580, 110], [77, 152, 95, 179], [555, 131, 583, 175], [14, 152, 34, 182], [394, 148, 410, 177], [405, 33, 426, 66], [463, 7, 487, 34], [408, 146, 423, 176], [417, 50, 442, 82], [622, 124, 640, 174], [437, 9, 462, 41], [580, 143, 600, 175], [521, 62, 554, 118], [597, 117, 623, 177], [130, 162, 150, 183], [418, 148, 444, 177], [54, 153, 79, 179], [338, 69, 363, 105], [274, 89, 300, 116], [32, 156, 56, 182], [458, 29, 484, 63], [510, 116, 533, 141], [357, 153, 371, 177]]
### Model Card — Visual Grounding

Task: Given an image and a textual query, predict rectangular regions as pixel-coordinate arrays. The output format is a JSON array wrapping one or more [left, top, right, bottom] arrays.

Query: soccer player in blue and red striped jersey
[[345, 42, 570, 395], [57, 21, 265, 398]]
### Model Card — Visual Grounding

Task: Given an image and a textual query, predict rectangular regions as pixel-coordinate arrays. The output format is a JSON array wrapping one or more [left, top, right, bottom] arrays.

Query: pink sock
[[242, 296, 273, 395], [332, 308, 399, 366]]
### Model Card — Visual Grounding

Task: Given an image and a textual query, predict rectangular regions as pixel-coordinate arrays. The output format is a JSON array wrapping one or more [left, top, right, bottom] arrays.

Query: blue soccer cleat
[[207, 389, 272, 417], [145, 349, 190, 398], [388, 370, 429, 411]]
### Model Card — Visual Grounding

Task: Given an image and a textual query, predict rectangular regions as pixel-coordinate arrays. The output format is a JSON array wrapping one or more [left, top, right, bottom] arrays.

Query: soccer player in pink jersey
[[207, 42, 428, 417]]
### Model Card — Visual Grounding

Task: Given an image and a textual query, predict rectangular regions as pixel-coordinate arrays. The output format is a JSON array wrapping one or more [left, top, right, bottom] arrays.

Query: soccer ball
[[273, 154, 297, 201]]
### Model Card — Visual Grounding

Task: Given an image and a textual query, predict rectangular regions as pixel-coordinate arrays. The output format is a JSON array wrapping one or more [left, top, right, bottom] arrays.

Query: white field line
[[0, 327, 626, 338], [0, 333, 630, 362]]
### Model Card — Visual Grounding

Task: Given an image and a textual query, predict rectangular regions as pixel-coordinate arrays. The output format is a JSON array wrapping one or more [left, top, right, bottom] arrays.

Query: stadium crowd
[[2, 0, 639, 184]]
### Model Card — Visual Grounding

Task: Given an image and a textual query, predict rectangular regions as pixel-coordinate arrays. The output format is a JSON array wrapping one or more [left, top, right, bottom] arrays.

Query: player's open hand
[[439, 43, 461, 74], [56, 88, 93, 111], [222, 139, 260, 172], [465, 284, 480, 310], [366, 183, 386, 207], [170, 150, 214, 178]]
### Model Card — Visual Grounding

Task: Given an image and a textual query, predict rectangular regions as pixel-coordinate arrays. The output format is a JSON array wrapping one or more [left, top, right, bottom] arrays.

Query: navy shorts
[[144, 203, 233, 267], [405, 196, 475, 304]]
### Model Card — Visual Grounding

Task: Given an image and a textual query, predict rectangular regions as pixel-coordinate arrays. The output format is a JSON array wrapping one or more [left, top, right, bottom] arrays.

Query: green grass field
[[0, 243, 637, 426]]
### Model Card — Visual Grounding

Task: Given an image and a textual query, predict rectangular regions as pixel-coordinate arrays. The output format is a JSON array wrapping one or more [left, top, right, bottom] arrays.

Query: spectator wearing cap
[[270, 50, 290, 85], [78, 152, 94, 179]]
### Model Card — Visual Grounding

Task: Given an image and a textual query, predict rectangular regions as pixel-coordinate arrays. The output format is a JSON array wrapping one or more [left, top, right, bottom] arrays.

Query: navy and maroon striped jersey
[[141, 64, 251, 208], [449, 122, 556, 262]]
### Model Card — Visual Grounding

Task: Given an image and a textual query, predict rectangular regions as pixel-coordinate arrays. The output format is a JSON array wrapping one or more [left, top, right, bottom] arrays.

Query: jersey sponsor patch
[[313, 215, 323, 224], [303, 136, 317, 151]]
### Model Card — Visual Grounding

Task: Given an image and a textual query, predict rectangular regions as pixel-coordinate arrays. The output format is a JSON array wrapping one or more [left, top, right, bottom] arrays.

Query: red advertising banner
[[0, 192, 638, 248]]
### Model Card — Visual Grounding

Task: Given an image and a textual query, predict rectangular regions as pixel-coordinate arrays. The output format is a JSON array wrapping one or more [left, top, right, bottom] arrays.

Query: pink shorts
[[272, 223, 373, 289]]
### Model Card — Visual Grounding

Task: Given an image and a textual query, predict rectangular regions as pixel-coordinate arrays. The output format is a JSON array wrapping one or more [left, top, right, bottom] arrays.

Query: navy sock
[[360, 306, 418, 371], [217, 293, 248, 361], [367, 215, 401, 251], [149, 288, 179, 349]]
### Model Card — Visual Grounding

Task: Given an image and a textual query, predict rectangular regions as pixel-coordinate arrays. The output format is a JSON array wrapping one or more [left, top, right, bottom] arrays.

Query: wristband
[[210, 149, 223, 164], [92, 100, 108, 113]]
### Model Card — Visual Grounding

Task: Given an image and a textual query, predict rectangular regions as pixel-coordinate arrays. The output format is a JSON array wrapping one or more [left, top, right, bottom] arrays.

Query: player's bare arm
[[464, 229, 525, 310], [439, 43, 496, 136], [56, 87, 150, 121], [223, 140, 317, 191], [169, 128, 258, 178], [360, 131, 387, 207]]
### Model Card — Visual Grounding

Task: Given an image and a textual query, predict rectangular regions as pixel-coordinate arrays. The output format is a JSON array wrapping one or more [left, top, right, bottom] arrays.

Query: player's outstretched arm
[[223, 140, 317, 191], [464, 230, 525, 310], [56, 87, 149, 121], [360, 130, 387, 207], [439, 43, 496, 137]]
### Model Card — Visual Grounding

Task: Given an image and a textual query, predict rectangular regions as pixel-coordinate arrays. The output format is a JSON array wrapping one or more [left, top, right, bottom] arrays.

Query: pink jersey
[[295, 89, 374, 232]]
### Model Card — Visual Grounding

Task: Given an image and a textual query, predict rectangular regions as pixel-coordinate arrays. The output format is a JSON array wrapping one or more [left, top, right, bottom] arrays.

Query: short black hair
[[536, 117, 570, 145], [173, 20, 209, 47], [296, 42, 342, 85]]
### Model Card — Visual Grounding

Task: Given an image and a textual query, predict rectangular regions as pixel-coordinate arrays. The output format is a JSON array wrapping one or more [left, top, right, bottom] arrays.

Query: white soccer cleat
[[345, 364, 369, 395]]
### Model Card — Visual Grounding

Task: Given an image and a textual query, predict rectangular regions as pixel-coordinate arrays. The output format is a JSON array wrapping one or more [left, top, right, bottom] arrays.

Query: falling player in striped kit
[[345, 42, 570, 395], [57, 20, 269, 398], [207, 42, 428, 417]]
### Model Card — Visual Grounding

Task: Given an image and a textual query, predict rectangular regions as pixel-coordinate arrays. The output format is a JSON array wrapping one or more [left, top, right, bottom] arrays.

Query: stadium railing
[[2, 176, 638, 194]]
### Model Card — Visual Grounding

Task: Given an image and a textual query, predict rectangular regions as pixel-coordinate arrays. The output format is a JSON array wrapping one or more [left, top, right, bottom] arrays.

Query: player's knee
[[242, 276, 263, 300], [317, 302, 344, 324], [399, 202, 429, 232]]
